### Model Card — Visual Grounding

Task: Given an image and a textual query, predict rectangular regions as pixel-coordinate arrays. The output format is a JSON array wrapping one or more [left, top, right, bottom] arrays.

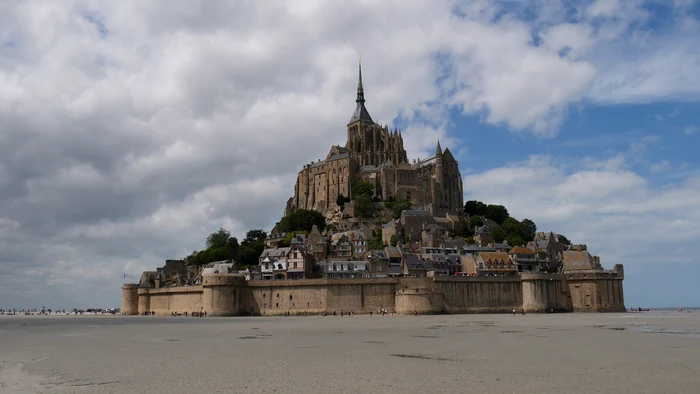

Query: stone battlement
[[122, 269, 625, 316]]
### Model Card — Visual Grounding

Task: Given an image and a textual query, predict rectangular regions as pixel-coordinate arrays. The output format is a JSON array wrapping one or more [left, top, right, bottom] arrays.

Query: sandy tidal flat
[[1, 312, 699, 393]]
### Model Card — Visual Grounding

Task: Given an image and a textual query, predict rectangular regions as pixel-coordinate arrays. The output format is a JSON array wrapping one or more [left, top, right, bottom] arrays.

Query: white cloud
[[650, 160, 671, 173], [684, 125, 698, 135]]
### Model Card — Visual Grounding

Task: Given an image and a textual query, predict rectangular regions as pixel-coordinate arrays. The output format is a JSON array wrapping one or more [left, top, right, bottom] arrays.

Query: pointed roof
[[348, 57, 374, 125], [436, 139, 442, 156]]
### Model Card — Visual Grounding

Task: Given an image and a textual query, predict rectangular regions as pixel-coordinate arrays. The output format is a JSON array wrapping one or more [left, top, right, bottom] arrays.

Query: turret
[[435, 139, 443, 184]]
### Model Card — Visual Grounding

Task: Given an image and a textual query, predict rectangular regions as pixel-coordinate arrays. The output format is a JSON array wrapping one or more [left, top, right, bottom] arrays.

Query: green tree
[[493, 217, 525, 246], [352, 182, 374, 199], [520, 218, 537, 242], [464, 200, 487, 216], [486, 204, 509, 225], [470, 216, 484, 228], [336, 194, 350, 209], [390, 234, 398, 247], [278, 209, 326, 233], [368, 229, 385, 250], [384, 197, 411, 219], [234, 229, 267, 268], [354, 195, 374, 218], [558, 234, 571, 245], [185, 228, 241, 266], [206, 228, 231, 249], [242, 229, 267, 245]]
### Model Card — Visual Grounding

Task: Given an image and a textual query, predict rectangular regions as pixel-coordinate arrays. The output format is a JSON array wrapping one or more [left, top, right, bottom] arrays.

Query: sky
[[1, 0, 699, 309]]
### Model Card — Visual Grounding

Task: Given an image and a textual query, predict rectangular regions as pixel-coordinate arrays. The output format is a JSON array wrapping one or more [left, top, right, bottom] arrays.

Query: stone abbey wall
[[122, 270, 625, 316]]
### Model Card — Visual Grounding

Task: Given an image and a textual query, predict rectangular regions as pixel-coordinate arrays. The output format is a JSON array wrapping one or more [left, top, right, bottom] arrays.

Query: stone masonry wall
[[125, 270, 626, 316]]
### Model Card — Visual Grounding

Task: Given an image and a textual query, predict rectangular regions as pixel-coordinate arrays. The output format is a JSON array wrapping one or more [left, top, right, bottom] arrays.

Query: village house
[[527, 231, 568, 272], [323, 261, 371, 279], [330, 234, 353, 259], [286, 244, 314, 279], [304, 225, 329, 261], [259, 247, 291, 265], [421, 224, 447, 247], [475, 251, 518, 276], [403, 255, 427, 277], [400, 210, 434, 242], [508, 247, 540, 272]]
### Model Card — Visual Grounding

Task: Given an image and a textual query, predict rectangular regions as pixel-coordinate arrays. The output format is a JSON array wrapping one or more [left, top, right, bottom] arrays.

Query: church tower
[[346, 58, 407, 167], [435, 139, 443, 184]]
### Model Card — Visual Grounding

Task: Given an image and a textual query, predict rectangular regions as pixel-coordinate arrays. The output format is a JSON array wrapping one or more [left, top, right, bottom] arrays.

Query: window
[[289, 295, 293, 300], [294, 252, 298, 259]]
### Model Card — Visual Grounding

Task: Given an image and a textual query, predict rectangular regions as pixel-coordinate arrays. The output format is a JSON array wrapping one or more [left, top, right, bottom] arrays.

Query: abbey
[[287, 62, 463, 216]]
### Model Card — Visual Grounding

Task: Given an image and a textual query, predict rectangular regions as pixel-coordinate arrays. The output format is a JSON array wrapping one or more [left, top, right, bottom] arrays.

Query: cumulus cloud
[[0, 0, 698, 308]]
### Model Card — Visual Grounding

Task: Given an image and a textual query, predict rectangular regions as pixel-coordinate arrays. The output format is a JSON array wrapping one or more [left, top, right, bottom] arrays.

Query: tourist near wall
[[122, 268, 624, 316]]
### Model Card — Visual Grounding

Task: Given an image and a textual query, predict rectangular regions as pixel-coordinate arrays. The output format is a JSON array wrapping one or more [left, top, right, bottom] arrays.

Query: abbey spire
[[348, 56, 374, 125]]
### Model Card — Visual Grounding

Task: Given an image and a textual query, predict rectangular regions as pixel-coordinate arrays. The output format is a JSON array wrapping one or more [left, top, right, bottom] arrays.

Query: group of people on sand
[[169, 311, 207, 317]]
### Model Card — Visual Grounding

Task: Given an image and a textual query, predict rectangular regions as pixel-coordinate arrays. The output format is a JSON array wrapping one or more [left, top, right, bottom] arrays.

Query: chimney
[[154, 278, 161, 289], [487, 243, 494, 248], [503, 240, 508, 245]]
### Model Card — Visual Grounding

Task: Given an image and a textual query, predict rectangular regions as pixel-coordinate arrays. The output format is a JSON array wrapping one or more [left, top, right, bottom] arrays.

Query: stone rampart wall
[[123, 270, 626, 316], [137, 287, 203, 315], [435, 276, 522, 313]]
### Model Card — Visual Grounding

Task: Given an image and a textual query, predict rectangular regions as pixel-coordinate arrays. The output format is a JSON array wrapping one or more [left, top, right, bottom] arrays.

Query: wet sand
[[1, 312, 699, 393]]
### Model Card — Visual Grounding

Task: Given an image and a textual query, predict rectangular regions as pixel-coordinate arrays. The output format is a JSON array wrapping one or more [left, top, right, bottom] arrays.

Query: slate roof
[[477, 252, 510, 263], [290, 234, 307, 244], [309, 160, 326, 169], [349, 102, 373, 125], [402, 210, 431, 217], [384, 246, 403, 259], [387, 265, 404, 275], [493, 243, 512, 251], [359, 165, 379, 172], [328, 153, 349, 161], [260, 247, 291, 258], [562, 250, 596, 271], [509, 247, 535, 255], [404, 255, 425, 270], [367, 249, 387, 259], [461, 244, 497, 253], [201, 262, 237, 276]]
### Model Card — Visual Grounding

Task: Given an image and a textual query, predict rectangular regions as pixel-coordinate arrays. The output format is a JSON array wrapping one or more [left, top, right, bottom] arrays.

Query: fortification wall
[[126, 265, 626, 316], [566, 265, 625, 312], [202, 274, 247, 316], [435, 276, 522, 313], [121, 284, 139, 315], [246, 278, 398, 316], [521, 273, 573, 313], [141, 287, 203, 316]]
